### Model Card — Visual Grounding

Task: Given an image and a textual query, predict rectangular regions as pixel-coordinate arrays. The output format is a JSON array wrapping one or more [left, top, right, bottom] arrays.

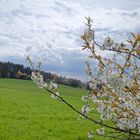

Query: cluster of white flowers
[[96, 128, 105, 135], [83, 61, 140, 135], [31, 71, 59, 99], [88, 131, 94, 139], [102, 37, 114, 49], [82, 95, 89, 102], [82, 17, 140, 139], [87, 128, 105, 139], [27, 55, 60, 100], [102, 37, 125, 51], [81, 104, 91, 115], [81, 27, 140, 135], [88, 78, 97, 89], [31, 72, 48, 88], [49, 81, 59, 99]]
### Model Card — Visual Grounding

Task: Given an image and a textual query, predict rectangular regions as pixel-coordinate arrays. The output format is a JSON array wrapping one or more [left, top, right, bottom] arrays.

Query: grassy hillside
[[0, 78, 111, 140]]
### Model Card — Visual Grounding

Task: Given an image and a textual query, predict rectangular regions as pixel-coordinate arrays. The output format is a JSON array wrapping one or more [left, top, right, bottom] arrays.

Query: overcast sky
[[0, 0, 140, 81]]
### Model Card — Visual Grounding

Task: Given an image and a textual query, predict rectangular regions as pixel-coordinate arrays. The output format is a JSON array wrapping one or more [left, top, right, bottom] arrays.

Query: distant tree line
[[0, 61, 86, 88], [0, 62, 31, 79]]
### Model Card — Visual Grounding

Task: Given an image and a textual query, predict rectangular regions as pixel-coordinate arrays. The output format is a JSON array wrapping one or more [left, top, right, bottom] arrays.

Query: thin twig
[[93, 40, 140, 60], [128, 130, 132, 140]]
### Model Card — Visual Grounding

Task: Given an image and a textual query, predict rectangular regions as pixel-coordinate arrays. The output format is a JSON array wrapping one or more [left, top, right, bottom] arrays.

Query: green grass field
[[0, 78, 112, 140]]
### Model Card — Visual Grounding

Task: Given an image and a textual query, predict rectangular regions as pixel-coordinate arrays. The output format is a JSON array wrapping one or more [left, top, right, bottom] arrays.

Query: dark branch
[[93, 40, 140, 60], [43, 87, 140, 137]]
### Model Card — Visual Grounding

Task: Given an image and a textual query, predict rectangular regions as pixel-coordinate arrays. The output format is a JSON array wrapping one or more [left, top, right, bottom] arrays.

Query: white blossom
[[43, 83, 48, 88], [118, 42, 125, 49], [112, 43, 120, 50], [88, 131, 94, 139], [49, 82, 58, 91], [81, 105, 90, 115], [89, 82, 96, 89], [51, 92, 59, 99], [82, 96, 89, 101], [102, 37, 114, 48], [96, 128, 105, 135], [31, 72, 44, 88]]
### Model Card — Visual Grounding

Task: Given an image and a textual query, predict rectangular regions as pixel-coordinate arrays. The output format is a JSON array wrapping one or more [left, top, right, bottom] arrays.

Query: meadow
[[0, 78, 112, 140]]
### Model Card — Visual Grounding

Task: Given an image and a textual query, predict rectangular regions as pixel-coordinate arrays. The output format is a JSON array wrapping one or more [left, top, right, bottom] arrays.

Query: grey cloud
[[0, 55, 26, 65], [41, 50, 87, 79], [0, 0, 140, 80]]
